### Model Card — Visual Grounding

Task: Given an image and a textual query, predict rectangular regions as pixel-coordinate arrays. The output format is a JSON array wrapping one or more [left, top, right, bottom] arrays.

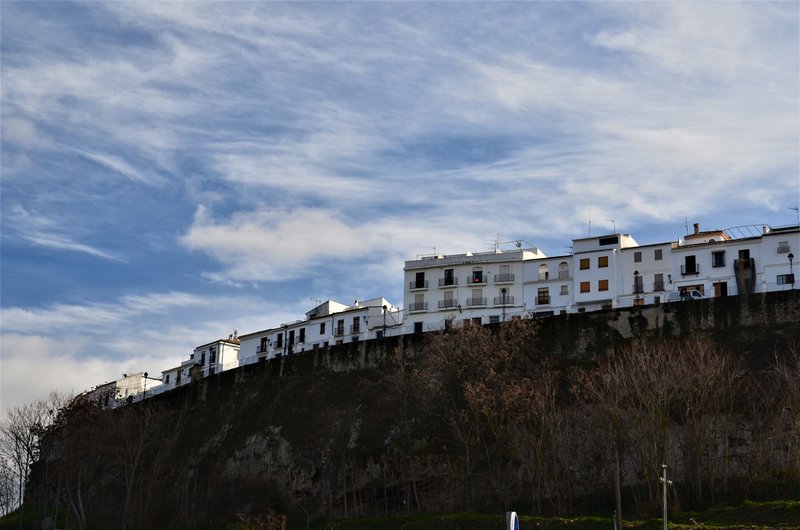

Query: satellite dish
[[515, 241, 522, 248]]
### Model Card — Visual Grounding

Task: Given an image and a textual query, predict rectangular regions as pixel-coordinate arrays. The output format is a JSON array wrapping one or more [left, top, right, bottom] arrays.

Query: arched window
[[558, 261, 569, 279], [538, 263, 549, 281]]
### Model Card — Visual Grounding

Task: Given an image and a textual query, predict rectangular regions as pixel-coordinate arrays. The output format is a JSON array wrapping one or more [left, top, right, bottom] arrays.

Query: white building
[[570, 233, 639, 313], [522, 254, 574, 316], [238, 297, 403, 362], [403, 246, 546, 333], [160, 336, 240, 390]]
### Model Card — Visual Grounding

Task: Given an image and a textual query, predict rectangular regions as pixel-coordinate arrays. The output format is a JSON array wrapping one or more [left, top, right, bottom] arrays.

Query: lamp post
[[789, 253, 795, 288], [634, 270, 640, 305], [501, 288, 507, 322], [660, 464, 673, 530]]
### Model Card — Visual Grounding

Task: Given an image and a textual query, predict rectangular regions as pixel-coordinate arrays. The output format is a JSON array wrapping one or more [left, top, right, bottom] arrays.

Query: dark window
[[165, 374, 170, 384], [299, 328, 305, 342], [276, 333, 283, 348], [777, 274, 795, 285], [413, 322, 423, 334], [599, 279, 609, 291], [320, 322, 326, 334], [580, 281, 590, 293], [598, 256, 609, 268], [580, 258, 590, 270], [259, 337, 268, 352], [654, 249, 663, 260], [443, 268, 454, 286], [288, 330, 295, 345], [599, 236, 619, 245], [739, 249, 750, 260], [712, 251, 725, 268], [634, 251, 642, 263]]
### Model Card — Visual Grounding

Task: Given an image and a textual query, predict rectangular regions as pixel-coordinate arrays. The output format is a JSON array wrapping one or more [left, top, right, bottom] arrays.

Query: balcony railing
[[653, 280, 665, 292], [681, 264, 700, 276], [334, 328, 345, 337], [349, 325, 360, 334], [632, 280, 644, 294], [494, 273, 515, 283], [537, 295, 551, 305], [466, 297, 486, 307], [256, 346, 269, 354], [493, 295, 514, 306], [408, 302, 428, 312], [409, 280, 428, 290], [438, 277, 458, 287], [466, 276, 486, 285], [558, 270, 570, 280], [438, 299, 458, 309]]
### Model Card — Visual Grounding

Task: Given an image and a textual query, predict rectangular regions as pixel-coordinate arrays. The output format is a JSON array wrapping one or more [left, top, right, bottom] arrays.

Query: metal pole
[[660, 464, 672, 530]]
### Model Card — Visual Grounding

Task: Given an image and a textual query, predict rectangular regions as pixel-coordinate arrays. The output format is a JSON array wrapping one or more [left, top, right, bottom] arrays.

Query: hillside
[[21, 291, 800, 529]]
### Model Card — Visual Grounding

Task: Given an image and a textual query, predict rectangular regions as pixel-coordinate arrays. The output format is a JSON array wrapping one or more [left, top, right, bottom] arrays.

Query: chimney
[[693, 223, 700, 235]]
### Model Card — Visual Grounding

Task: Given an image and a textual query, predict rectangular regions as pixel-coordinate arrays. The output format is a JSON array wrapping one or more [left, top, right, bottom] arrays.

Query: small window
[[598, 256, 609, 268], [599, 279, 609, 291], [471, 317, 482, 325], [165, 374, 170, 384], [777, 274, 795, 285], [634, 251, 642, 263], [276, 333, 283, 348], [299, 328, 305, 343], [489, 315, 500, 324], [580, 258, 590, 270], [739, 249, 750, 260], [654, 249, 663, 261], [413, 322, 423, 334], [560, 284, 569, 295], [599, 236, 619, 245], [580, 281, 590, 293], [320, 322, 326, 334], [712, 251, 725, 268]]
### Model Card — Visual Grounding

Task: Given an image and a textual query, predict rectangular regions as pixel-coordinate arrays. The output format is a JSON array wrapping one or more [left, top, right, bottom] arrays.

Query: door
[[713, 281, 728, 297]]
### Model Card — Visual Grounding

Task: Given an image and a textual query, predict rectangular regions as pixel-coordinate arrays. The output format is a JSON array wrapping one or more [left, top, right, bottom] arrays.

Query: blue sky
[[1, 2, 798, 416]]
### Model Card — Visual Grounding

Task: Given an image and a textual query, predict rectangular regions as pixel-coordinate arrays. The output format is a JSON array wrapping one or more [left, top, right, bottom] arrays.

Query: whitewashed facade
[[238, 297, 403, 362], [403, 247, 546, 333]]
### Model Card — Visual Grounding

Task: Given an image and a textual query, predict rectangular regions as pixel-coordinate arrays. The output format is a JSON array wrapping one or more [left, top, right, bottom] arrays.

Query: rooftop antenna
[[588, 196, 592, 237], [684, 217, 689, 235], [789, 206, 799, 226], [608, 218, 616, 234]]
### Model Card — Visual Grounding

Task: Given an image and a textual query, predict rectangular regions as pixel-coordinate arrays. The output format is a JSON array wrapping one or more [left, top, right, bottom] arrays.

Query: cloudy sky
[[1, 2, 798, 417]]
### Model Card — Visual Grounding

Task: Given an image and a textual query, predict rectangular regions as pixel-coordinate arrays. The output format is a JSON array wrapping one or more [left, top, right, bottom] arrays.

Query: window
[[443, 268, 455, 286], [558, 261, 569, 279], [471, 268, 484, 283], [471, 317, 482, 325], [320, 322, 326, 334], [209, 347, 216, 363], [598, 256, 609, 268], [165, 374, 170, 384], [654, 273, 665, 291], [580, 281, 590, 293], [414, 322, 423, 334], [712, 251, 725, 268], [336, 319, 345, 336], [580, 258, 590, 270], [599, 235, 619, 245], [778, 241, 790, 253], [413, 271, 426, 289], [777, 274, 795, 285], [538, 263, 549, 280], [739, 249, 750, 260], [276, 333, 283, 348], [560, 284, 569, 295], [654, 249, 663, 261], [288, 329, 295, 345], [633, 298, 644, 307], [352, 316, 360, 334], [259, 337, 268, 353], [537, 287, 550, 305], [200, 352, 205, 365], [299, 328, 305, 343], [634, 251, 642, 263], [599, 279, 609, 291], [489, 315, 500, 324]]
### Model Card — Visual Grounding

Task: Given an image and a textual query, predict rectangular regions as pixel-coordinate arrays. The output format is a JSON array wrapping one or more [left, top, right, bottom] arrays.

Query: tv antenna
[[608, 218, 616, 234], [789, 206, 799, 226]]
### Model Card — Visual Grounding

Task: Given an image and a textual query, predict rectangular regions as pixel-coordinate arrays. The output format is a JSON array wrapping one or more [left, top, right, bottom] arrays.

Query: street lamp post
[[501, 288, 507, 322], [789, 253, 795, 288]]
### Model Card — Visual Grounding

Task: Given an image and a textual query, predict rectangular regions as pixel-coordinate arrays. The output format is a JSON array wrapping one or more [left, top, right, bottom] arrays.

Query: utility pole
[[660, 464, 673, 530]]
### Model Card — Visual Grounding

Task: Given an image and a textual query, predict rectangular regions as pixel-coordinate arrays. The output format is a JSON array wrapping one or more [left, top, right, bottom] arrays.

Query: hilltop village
[[94, 221, 798, 404]]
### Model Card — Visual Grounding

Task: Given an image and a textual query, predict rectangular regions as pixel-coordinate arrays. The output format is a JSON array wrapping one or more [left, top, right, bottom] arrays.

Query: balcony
[[409, 280, 428, 290], [256, 346, 269, 355], [681, 264, 700, 276], [334, 327, 345, 337], [653, 280, 665, 292], [493, 295, 515, 306], [466, 276, 486, 286], [408, 302, 428, 312], [438, 277, 458, 287], [632, 279, 644, 294], [558, 270, 570, 280], [536, 295, 551, 305], [349, 325, 361, 335], [494, 273, 515, 284], [466, 297, 486, 307], [438, 299, 458, 310]]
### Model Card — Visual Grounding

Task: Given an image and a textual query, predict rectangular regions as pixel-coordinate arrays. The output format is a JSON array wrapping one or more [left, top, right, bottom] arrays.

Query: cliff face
[[28, 291, 800, 529]]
